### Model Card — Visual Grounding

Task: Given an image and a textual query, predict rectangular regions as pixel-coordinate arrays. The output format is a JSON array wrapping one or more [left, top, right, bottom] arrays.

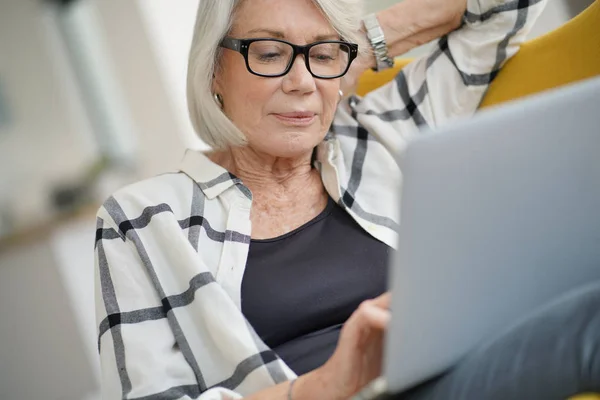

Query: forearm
[[348, 0, 547, 128], [361, 0, 465, 68]]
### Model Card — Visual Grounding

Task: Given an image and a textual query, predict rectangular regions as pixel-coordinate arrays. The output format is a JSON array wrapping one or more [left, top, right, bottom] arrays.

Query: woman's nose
[[282, 55, 317, 94]]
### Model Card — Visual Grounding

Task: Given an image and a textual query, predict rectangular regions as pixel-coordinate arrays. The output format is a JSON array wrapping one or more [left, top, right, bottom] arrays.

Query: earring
[[338, 90, 344, 101], [214, 93, 224, 109]]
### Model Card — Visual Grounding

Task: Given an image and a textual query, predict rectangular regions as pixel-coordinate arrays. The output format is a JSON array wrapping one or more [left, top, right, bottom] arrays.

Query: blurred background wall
[[0, 0, 593, 399]]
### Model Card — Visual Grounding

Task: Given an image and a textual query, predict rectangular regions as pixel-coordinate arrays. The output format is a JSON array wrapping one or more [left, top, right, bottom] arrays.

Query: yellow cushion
[[480, 0, 600, 108], [356, 58, 413, 97], [572, 396, 600, 400], [356, 0, 600, 109]]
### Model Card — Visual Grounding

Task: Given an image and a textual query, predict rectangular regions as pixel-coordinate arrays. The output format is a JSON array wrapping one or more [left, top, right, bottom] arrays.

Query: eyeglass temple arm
[[220, 37, 241, 51]]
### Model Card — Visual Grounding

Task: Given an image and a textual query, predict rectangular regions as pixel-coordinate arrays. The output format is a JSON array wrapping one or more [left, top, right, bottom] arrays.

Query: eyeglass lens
[[247, 40, 351, 78]]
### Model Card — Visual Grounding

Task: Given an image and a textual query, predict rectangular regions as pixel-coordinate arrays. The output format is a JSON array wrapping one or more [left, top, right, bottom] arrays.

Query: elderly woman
[[95, 0, 600, 399]]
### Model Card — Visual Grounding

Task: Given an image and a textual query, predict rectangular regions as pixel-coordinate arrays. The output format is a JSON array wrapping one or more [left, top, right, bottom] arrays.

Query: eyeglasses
[[219, 37, 359, 79]]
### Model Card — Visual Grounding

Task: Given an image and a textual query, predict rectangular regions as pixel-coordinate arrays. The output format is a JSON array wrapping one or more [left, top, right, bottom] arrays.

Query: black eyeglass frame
[[219, 37, 359, 79]]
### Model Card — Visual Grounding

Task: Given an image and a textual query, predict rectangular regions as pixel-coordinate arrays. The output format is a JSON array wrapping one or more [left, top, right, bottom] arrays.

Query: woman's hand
[[244, 293, 391, 400], [341, 0, 467, 97], [312, 293, 392, 399]]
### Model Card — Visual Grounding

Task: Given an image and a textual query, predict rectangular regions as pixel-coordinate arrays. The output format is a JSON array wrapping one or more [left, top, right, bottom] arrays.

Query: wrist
[[293, 367, 345, 400], [363, 13, 395, 72], [358, 26, 377, 71]]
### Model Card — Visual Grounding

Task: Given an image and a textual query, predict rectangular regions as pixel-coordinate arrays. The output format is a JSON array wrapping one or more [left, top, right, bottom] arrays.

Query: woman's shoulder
[[96, 172, 204, 226]]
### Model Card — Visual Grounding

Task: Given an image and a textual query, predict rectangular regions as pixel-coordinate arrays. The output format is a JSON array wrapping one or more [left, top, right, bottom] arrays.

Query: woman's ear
[[212, 68, 225, 109], [212, 73, 219, 94], [212, 67, 224, 96]]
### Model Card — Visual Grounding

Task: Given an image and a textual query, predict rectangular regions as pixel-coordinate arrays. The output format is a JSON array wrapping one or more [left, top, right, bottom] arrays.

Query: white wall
[[0, 0, 98, 231], [50, 217, 102, 400], [136, 0, 208, 151], [0, 228, 99, 400], [91, 0, 188, 179], [0, 2, 104, 399], [0, 1, 188, 399], [0, 0, 191, 230]]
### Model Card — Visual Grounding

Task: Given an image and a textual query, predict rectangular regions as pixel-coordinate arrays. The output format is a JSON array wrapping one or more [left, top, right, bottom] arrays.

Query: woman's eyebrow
[[246, 28, 285, 38], [245, 28, 340, 41], [314, 33, 341, 41]]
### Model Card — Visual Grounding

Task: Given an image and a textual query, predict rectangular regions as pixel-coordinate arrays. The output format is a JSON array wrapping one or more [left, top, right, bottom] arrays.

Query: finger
[[371, 292, 392, 308], [361, 303, 391, 330]]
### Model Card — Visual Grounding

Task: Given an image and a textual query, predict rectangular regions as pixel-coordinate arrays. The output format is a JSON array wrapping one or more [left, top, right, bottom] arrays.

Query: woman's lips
[[273, 112, 317, 126]]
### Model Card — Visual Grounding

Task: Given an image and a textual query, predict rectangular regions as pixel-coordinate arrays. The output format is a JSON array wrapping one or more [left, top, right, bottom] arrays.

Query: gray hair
[[186, 0, 366, 150]]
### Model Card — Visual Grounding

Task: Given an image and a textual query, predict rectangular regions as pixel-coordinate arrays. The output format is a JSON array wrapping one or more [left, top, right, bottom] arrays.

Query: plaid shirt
[[95, 0, 546, 398]]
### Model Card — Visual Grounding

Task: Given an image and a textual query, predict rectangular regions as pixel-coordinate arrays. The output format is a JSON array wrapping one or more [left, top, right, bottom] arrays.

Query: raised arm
[[342, 0, 468, 90], [336, 0, 547, 153]]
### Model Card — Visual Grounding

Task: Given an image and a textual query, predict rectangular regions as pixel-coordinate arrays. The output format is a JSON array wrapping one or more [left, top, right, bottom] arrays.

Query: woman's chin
[[250, 129, 323, 157], [281, 131, 324, 154], [251, 138, 317, 160]]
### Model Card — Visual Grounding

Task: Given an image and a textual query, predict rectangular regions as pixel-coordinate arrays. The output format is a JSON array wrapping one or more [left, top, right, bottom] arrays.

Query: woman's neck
[[209, 146, 328, 239], [208, 146, 326, 207]]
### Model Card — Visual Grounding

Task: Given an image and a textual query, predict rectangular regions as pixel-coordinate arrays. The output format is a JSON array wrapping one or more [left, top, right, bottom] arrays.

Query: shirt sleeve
[[94, 210, 243, 400], [333, 0, 548, 156]]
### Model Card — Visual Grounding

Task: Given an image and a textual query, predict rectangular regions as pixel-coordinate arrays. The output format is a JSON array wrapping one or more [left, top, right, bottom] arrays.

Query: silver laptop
[[370, 76, 600, 397]]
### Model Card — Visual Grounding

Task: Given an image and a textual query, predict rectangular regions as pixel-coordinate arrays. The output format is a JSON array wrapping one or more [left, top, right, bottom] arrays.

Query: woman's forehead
[[231, 0, 338, 40]]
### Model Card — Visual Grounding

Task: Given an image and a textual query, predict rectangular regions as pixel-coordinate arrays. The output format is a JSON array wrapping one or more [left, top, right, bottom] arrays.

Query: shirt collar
[[178, 149, 247, 200]]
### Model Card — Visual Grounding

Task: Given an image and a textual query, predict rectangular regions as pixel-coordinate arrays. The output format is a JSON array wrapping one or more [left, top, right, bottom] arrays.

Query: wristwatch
[[362, 13, 395, 72]]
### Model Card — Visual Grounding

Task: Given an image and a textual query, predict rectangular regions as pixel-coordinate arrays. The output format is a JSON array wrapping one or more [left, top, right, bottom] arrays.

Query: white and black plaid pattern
[[95, 1, 546, 398]]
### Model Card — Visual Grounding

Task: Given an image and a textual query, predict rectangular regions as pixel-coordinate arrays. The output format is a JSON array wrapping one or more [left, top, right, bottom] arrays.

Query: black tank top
[[241, 197, 391, 375]]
